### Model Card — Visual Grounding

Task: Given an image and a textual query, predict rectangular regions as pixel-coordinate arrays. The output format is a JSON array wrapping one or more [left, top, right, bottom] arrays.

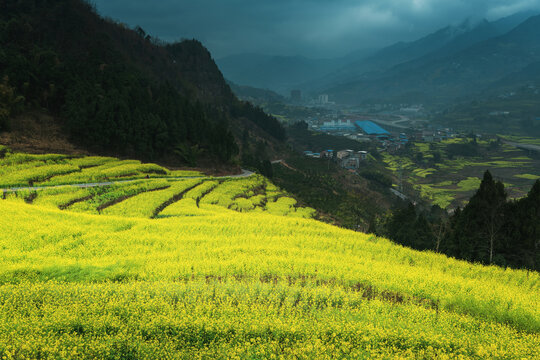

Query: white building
[[318, 94, 329, 104]]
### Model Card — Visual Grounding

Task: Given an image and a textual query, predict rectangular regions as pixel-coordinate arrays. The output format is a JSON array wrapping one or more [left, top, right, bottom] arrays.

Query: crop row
[[3, 176, 317, 219], [67, 180, 172, 214], [1, 200, 537, 333], [197, 176, 316, 217], [102, 179, 203, 218], [0, 150, 202, 188], [200, 176, 266, 208], [0, 280, 537, 359], [0, 200, 538, 358]]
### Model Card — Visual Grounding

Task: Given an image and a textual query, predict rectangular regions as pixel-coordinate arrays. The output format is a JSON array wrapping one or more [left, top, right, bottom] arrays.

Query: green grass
[[412, 168, 437, 178], [515, 174, 540, 180], [499, 135, 540, 146], [417, 184, 455, 209], [456, 177, 481, 191]]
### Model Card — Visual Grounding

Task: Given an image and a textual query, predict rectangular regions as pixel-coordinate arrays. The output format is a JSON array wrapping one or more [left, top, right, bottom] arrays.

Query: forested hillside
[[0, 0, 285, 165]]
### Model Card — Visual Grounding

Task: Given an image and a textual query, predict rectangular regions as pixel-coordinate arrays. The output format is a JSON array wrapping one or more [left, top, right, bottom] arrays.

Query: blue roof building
[[355, 121, 390, 135]]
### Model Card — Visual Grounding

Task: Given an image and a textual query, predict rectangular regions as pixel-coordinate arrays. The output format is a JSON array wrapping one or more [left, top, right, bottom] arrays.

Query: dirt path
[[271, 159, 300, 172]]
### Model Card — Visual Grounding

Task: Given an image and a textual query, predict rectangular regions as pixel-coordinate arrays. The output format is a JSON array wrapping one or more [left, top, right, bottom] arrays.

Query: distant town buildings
[[318, 94, 329, 105], [320, 120, 356, 132], [417, 129, 454, 142], [400, 105, 423, 114], [355, 121, 390, 136], [303, 148, 369, 171], [489, 111, 510, 116]]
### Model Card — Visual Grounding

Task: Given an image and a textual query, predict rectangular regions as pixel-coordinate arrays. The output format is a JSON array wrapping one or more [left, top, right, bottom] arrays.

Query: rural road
[[502, 140, 540, 153], [371, 117, 410, 130], [1, 169, 254, 193]]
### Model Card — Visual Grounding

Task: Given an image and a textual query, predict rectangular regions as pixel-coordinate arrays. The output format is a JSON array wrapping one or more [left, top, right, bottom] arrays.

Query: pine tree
[[449, 171, 507, 264]]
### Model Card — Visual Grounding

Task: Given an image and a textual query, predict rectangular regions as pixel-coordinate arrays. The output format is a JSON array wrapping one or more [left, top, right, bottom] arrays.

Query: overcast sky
[[92, 0, 540, 59]]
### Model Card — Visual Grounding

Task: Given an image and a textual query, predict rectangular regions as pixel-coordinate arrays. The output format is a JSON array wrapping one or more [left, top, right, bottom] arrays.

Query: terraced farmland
[[0, 150, 538, 359], [0, 149, 201, 188], [1, 151, 313, 219], [383, 138, 540, 208]]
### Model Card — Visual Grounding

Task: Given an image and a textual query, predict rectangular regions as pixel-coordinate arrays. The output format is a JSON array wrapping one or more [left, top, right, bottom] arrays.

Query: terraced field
[[0, 149, 201, 188], [383, 138, 540, 208], [0, 149, 538, 359], [1, 149, 314, 220]]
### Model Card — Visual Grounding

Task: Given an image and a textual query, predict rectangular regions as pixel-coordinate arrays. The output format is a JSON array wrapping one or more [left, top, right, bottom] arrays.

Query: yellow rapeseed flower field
[[0, 151, 538, 359]]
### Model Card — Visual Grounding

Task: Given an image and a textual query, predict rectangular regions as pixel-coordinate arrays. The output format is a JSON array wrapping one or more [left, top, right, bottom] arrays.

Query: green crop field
[[383, 138, 540, 208], [499, 135, 540, 146], [0, 151, 538, 359]]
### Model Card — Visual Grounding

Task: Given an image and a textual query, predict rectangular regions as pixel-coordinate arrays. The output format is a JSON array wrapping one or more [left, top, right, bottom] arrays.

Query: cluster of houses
[[415, 128, 454, 143], [377, 133, 410, 152], [303, 149, 369, 170]]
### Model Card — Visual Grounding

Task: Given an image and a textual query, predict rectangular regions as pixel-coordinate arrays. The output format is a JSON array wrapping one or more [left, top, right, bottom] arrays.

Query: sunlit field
[[0, 151, 538, 359], [383, 138, 540, 208]]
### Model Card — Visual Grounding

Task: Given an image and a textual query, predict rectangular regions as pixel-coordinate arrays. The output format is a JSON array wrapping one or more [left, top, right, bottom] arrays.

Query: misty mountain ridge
[[227, 80, 286, 105], [218, 10, 538, 102], [302, 10, 538, 94], [319, 13, 540, 104], [299, 18, 483, 92], [216, 48, 375, 96]]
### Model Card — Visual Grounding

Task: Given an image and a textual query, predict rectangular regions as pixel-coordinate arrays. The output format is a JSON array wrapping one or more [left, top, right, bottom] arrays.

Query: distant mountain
[[216, 49, 374, 95], [324, 14, 540, 104], [303, 19, 481, 92], [0, 0, 286, 166], [216, 11, 538, 99], [227, 81, 286, 105], [305, 11, 537, 94]]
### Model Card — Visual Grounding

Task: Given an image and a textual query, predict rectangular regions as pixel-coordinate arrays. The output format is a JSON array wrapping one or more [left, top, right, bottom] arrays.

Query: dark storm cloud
[[92, 0, 540, 58]]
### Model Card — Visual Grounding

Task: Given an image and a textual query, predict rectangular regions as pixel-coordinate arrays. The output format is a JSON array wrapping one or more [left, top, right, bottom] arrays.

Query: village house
[[337, 150, 354, 160]]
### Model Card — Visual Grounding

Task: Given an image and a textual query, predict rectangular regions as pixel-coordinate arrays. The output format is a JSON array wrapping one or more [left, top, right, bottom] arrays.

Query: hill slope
[[0, 151, 538, 358], [0, 0, 285, 165]]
